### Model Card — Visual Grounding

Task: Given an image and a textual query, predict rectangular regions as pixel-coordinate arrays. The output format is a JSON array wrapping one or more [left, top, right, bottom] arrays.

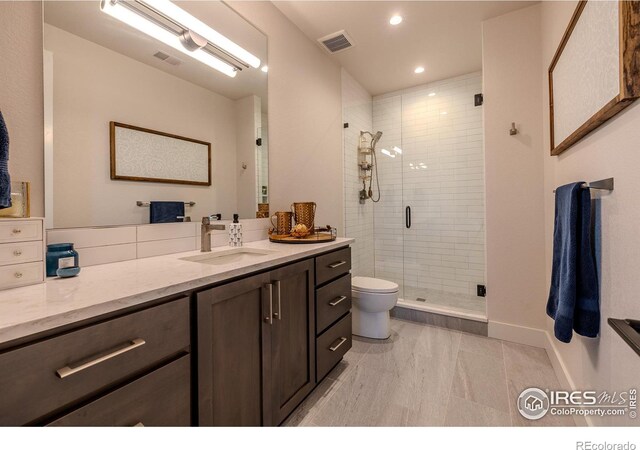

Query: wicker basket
[[270, 211, 293, 235], [291, 202, 316, 234]]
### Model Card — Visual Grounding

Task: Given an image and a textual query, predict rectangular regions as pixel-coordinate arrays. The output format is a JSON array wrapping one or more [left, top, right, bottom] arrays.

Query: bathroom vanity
[[0, 240, 353, 426]]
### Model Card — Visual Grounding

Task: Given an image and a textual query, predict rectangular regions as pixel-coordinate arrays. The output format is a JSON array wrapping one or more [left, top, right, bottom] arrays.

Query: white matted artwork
[[110, 122, 211, 185], [549, 0, 640, 156]]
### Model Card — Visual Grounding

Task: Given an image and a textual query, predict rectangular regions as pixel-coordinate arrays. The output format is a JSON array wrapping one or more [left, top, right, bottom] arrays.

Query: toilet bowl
[[351, 276, 399, 339]]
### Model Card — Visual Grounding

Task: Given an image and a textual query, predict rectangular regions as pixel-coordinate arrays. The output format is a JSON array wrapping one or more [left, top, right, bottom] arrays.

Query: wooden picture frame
[[549, 1, 640, 156], [110, 121, 212, 186]]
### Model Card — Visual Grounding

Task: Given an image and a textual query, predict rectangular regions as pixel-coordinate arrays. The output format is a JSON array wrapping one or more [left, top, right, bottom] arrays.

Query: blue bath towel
[[150, 201, 185, 224], [546, 182, 600, 343], [0, 111, 12, 209]]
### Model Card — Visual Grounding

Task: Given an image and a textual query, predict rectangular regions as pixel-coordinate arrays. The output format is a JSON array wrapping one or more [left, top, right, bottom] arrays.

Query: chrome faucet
[[201, 216, 225, 252]]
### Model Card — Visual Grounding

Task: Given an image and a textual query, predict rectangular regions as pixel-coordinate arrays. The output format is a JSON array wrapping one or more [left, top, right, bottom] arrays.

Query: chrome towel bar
[[553, 177, 614, 193], [136, 201, 196, 207]]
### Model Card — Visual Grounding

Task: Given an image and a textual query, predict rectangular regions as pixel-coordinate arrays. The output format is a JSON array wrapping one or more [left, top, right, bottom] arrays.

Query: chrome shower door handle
[[405, 206, 411, 229]]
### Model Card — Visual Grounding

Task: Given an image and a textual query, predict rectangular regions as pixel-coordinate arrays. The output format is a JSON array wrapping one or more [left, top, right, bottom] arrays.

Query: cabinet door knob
[[12, 229, 21, 234], [13, 250, 22, 257], [14, 272, 23, 279]]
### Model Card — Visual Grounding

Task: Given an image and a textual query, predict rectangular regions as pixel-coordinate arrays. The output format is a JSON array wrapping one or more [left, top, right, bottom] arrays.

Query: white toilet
[[351, 277, 399, 339]]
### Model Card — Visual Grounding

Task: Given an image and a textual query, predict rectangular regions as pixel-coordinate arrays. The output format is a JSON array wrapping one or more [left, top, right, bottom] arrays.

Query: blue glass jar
[[46, 243, 79, 277]]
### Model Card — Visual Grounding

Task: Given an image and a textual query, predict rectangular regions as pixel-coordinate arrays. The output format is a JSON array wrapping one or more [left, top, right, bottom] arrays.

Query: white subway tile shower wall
[[342, 69, 374, 277], [373, 72, 485, 297]]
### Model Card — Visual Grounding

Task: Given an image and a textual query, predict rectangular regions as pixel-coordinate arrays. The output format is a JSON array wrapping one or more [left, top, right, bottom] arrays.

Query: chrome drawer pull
[[329, 295, 347, 307], [264, 283, 273, 325], [273, 280, 282, 320], [328, 261, 347, 269], [14, 272, 23, 279], [329, 337, 348, 352], [56, 338, 146, 379], [12, 229, 22, 234], [13, 250, 22, 257]]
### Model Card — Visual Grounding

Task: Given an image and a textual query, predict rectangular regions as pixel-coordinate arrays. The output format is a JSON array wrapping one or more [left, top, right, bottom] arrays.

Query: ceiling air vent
[[153, 51, 182, 66], [317, 30, 354, 54]]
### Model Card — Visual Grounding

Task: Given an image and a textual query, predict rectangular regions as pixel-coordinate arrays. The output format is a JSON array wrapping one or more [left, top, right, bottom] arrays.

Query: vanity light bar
[[137, 0, 261, 69], [100, 0, 259, 78]]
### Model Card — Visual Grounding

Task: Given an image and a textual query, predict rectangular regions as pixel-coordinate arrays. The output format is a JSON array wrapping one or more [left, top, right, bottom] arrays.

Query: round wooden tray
[[269, 232, 336, 244]]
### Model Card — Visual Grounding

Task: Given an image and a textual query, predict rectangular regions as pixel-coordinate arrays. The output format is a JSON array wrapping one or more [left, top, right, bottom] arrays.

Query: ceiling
[[44, 1, 268, 102], [274, 1, 537, 95]]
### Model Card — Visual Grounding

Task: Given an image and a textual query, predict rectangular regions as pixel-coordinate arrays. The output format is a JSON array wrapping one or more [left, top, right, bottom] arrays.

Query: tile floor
[[284, 318, 575, 427]]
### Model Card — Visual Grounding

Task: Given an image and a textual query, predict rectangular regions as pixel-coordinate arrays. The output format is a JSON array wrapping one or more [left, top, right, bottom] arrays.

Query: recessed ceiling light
[[414, 66, 425, 74], [389, 15, 403, 25], [428, 92, 436, 97], [261, 65, 268, 73], [440, 111, 448, 115]]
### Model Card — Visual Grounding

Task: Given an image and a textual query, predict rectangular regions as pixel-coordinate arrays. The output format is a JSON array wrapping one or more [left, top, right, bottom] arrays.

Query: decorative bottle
[[229, 214, 243, 247]]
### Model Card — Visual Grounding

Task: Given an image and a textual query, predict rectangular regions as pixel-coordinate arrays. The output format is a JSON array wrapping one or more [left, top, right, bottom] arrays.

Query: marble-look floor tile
[[458, 332, 504, 361], [502, 341, 575, 427], [444, 395, 512, 426], [451, 350, 510, 413], [281, 376, 342, 426]]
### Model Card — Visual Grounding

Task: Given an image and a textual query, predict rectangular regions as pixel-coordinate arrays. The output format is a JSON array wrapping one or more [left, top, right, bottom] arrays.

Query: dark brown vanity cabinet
[[0, 299, 191, 426], [196, 259, 315, 426]]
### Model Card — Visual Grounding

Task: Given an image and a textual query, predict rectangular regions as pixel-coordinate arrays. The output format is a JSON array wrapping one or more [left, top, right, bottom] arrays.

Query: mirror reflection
[[43, 0, 268, 228]]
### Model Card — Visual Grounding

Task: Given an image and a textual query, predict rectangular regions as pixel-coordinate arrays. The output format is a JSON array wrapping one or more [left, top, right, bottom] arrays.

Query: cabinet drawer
[[0, 220, 42, 243], [0, 299, 190, 425], [316, 273, 351, 335], [315, 247, 351, 286], [47, 356, 190, 426], [0, 241, 43, 266], [0, 261, 43, 289], [316, 312, 352, 382]]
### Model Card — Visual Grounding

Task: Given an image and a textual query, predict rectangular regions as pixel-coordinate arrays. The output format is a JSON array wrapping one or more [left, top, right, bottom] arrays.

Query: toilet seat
[[352, 276, 399, 294]]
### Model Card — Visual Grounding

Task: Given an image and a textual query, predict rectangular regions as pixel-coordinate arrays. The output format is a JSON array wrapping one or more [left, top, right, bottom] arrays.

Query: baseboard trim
[[488, 320, 590, 427]]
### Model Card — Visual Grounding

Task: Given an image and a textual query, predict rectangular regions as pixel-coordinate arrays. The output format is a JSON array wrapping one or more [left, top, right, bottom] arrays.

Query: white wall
[[0, 1, 44, 217], [482, 4, 547, 329], [372, 72, 485, 298], [541, 0, 640, 426], [45, 24, 239, 228], [342, 68, 374, 277], [228, 1, 343, 232]]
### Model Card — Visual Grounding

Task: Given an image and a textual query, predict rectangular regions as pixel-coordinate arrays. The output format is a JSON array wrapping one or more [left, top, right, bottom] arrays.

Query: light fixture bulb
[[414, 66, 425, 74], [261, 65, 269, 73], [428, 92, 436, 97], [389, 15, 403, 25]]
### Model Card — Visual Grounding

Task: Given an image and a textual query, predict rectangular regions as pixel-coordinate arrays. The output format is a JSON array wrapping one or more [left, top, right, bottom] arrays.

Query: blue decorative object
[[0, 110, 12, 209], [46, 243, 79, 277], [56, 266, 81, 278]]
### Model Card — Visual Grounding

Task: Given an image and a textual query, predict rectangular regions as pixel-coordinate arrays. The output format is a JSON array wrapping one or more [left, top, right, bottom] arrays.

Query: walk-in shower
[[343, 71, 486, 321]]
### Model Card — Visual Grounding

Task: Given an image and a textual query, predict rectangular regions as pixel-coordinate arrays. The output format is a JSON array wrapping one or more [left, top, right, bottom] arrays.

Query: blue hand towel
[[0, 111, 12, 209], [546, 182, 600, 343], [149, 201, 185, 224]]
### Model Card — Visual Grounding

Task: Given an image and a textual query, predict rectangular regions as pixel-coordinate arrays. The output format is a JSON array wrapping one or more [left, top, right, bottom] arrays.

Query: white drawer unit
[[0, 262, 44, 290], [0, 218, 45, 291], [0, 220, 43, 244], [0, 241, 43, 266]]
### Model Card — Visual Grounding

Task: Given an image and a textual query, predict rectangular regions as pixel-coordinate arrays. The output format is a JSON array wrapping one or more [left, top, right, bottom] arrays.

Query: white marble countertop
[[0, 238, 353, 345]]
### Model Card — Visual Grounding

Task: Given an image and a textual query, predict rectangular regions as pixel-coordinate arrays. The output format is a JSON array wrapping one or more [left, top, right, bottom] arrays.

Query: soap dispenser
[[229, 214, 243, 247]]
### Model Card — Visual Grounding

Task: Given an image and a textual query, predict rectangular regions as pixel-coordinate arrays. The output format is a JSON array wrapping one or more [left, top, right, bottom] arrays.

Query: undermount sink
[[180, 247, 279, 266]]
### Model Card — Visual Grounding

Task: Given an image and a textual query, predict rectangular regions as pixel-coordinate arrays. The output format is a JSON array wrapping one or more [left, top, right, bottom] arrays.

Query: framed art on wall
[[549, 0, 640, 156]]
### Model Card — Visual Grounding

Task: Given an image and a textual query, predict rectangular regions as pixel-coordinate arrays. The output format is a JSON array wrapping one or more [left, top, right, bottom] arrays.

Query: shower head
[[371, 131, 383, 149]]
